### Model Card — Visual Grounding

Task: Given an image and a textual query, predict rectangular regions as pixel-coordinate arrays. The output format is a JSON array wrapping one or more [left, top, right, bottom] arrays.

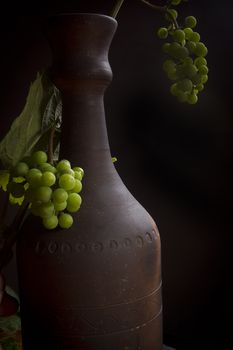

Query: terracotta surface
[[17, 14, 162, 349]]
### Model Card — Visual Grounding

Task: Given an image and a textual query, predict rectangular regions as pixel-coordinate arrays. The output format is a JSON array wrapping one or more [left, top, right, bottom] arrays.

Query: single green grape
[[74, 170, 82, 181], [183, 57, 193, 65], [201, 74, 208, 84], [37, 202, 55, 218], [177, 78, 193, 92], [198, 65, 209, 75], [168, 42, 189, 60], [39, 163, 57, 174], [183, 63, 198, 78], [73, 179, 82, 193], [186, 41, 196, 54], [194, 57, 207, 67], [169, 42, 181, 57], [66, 193, 82, 213], [181, 39, 186, 47], [191, 73, 203, 85], [72, 167, 84, 179], [52, 188, 68, 203], [176, 64, 186, 79], [173, 29, 185, 43], [170, 83, 179, 96], [189, 31, 200, 43], [59, 213, 73, 229], [56, 159, 71, 173], [162, 42, 171, 54], [165, 9, 178, 21], [34, 186, 52, 203], [195, 42, 208, 57], [12, 162, 29, 177], [53, 200, 67, 212], [163, 59, 176, 72], [41, 171, 56, 187], [59, 174, 75, 191], [187, 92, 198, 104], [59, 168, 75, 176], [157, 27, 168, 39], [175, 46, 189, 60], [185, 16, 197, 29], [184, 27, 193, 40], [43, 215, 58, 230], [196, 83, 204, 91], [26, 168, 42, 187], [31, 151, 47, 165]]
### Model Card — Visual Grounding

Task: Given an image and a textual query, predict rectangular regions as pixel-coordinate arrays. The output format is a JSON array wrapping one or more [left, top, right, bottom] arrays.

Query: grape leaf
[[41, 85, 62, 134], [0, 72, 60, 169]]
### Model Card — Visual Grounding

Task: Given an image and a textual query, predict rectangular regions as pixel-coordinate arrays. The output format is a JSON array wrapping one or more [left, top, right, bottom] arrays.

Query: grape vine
[[1, 151, 84, 231], [111, 0, 209, 104], [157, 1, 208, 103]]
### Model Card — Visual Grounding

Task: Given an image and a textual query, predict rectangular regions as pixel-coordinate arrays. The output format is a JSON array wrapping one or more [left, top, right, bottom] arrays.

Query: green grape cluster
[[157, 6, 208, 104], [5, 151, 84, 230]]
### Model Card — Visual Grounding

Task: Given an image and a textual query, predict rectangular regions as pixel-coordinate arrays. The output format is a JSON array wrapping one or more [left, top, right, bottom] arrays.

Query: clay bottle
[[17, 14, 163, 350]]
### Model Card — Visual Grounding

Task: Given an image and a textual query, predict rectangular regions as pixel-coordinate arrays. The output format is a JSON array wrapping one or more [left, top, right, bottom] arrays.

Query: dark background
[[0, 0, 233, 349]]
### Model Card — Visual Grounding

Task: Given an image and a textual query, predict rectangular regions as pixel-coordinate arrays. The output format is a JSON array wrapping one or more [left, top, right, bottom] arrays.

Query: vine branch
[[110, 0, 125, 18], [139, 0, 166, 12], [139, 0, 179, 29], [110, 0, 179, 29]]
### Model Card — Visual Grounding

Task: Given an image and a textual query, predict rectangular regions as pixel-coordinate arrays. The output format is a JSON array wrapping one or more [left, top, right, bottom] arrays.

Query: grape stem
[[110, 0, 179, 29], [139, 0, 179, 29], [48, 125, 56, 165], [110, 0, 125, 18], [139, 0, 166, 12], [0, 200, 29, 271]]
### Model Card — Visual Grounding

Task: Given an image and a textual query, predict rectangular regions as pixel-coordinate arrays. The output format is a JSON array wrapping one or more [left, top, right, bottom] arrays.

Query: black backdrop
[[0, 0, 233, 349]]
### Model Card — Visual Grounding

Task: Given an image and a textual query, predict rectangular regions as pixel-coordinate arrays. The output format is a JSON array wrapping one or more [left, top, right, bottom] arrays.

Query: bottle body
[[17, 14, 163, 350]]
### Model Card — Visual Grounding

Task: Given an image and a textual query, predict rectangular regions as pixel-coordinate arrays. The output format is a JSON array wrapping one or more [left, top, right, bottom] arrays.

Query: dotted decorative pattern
[[34, 230, 158, 258]]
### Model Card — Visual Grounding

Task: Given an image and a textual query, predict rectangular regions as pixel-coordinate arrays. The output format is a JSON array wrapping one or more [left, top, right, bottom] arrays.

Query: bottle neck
[[47, 14, 117, 168], [59, 88, 111, 168]]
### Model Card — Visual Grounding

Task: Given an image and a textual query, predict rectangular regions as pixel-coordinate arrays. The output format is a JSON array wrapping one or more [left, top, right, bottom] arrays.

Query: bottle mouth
[[45, 12, 118, 37]]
